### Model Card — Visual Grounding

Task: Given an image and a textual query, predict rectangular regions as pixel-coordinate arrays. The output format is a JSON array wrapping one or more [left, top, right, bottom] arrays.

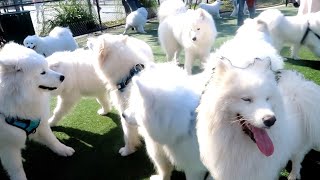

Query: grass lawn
[[1, 4, 320, 180]]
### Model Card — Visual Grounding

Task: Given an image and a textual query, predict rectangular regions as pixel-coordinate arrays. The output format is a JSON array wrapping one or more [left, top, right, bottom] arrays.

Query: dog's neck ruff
[[300, 22, 320, 45], [117, 64, 145, 92], [2, 113, 40, 135]]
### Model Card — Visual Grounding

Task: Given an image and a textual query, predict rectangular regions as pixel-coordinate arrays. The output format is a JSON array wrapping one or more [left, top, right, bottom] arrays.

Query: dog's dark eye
[[241, 97, 252, 103], [266, 97, 270, 101], [197, 28, 200, 30], [40, 71, 46, 75]]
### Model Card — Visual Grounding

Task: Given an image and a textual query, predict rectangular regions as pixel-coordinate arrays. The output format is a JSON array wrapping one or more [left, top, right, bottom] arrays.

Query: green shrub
[[41, 0, 97, 35]]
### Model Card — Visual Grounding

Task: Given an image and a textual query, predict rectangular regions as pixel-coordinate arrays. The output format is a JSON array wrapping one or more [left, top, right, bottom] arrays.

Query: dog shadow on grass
[[285, 59, 320, 70]]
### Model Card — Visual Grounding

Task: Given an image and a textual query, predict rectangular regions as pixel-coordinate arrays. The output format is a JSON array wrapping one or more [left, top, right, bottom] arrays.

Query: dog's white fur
[[157, 0, 187, 23], [46, 49, 112, 127], [23, 27, 78, 57], [230, 0, 249, 17], [158, 3, 217, 74], [197, 18, 320, 179], [123, 7, 148, 34], [199, 0, 224, 18], [0, 43, 75, 180], [123, 63, 209, 180], [256, 9, 320, 59], [92, 34, 154, 156]]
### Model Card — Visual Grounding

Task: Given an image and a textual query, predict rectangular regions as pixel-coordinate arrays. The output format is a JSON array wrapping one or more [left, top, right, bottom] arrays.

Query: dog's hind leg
[[288, 151, 306, 180], [0, 147, 27, 180], [146, 140, 173, 180], [291, 44, 301, 60], [118, 117, 141, 156], [137, 25, 147, 34], [48, 95, 79, 127], [96, 92, 112, 115]]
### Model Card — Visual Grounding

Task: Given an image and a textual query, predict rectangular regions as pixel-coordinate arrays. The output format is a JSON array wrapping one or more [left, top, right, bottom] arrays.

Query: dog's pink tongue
[[251, 126, 274, 156]]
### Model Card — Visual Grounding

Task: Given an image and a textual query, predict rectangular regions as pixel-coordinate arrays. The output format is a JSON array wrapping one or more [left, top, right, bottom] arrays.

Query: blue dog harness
[[117, 64, 145, 92], [3, 114, 40, 135]]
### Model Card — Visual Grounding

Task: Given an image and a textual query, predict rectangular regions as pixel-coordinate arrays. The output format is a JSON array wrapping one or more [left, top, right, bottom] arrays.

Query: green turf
[[1, 5, 320, 180]]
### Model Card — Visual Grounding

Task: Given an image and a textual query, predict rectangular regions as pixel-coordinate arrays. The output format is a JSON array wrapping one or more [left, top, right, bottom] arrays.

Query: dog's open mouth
[[38, 85, 57, 91], [238, 114, 274, 157]]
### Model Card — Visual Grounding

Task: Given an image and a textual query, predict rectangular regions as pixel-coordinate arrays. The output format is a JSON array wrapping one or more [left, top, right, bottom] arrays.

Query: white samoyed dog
[[46, 49, 112, 127], [158, 1, 217, 74], [157, 0, 187, 23], [256, 9, 320, 59], [199, 0, 224, 18], [123, 63, 210, 180], [196, 19, 320, 179], [123, 7, 148, 34], [230, 0, 249, 17], [0, 43, 75, 180], [23, 27, 78, 57], [92, 34, 154, 156]]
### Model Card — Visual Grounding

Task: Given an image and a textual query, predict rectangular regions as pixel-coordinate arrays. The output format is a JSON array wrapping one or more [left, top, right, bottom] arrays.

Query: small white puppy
[[23, 27, 78, 57], [199, 0, 224, 18], [123, 7, 148, 34]]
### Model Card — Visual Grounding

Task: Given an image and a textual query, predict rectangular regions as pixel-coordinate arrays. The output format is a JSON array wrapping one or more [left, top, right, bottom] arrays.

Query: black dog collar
[[117, 64, 145, 92]]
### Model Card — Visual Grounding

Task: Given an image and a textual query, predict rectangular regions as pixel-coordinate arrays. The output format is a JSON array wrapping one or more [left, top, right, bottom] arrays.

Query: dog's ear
[[0, 60, 20, 73], [95, 37, 109, 67], [133, 77, 153, 101], [256, 19, 269, 33], [198, 9, 205, 20], [215, 57, 232, 77], [49, 61, 60, 71]]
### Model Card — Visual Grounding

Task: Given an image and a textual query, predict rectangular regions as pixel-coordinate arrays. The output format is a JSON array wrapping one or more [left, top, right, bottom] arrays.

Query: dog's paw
[[118, 146, 135, 156], [150, 175, 163, 180], [53, 143, 75, 157], [288, 172, 300, 180], [97, 108, 109, 116]]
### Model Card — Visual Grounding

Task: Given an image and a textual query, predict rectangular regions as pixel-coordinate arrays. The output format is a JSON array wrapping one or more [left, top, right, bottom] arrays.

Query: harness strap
[[300, 22, 320, 45], [117, 64, 145, 92], [3, 115, 40, 135]]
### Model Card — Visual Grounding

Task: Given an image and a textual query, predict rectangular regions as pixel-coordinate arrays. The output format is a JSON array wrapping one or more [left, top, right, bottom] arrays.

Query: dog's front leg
[[0, 147, 27, 180], [184, 51, 194, 75], [29, 120, 75, 157], [118, 117, 141, 156]]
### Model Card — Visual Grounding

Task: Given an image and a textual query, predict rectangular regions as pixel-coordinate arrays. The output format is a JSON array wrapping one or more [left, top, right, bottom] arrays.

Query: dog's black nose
[[121, 112, 127, 119], [263, 115, 276, 127], [192, 37, 197, 41], [60, 75, 65, 82]]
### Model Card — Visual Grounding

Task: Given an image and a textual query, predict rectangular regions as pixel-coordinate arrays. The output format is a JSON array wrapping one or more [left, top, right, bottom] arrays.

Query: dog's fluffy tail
[[49, 27, 74, 37], [278, 70, 320, 140], [256, 9, 284, 32], [158, 0, 187, 23]]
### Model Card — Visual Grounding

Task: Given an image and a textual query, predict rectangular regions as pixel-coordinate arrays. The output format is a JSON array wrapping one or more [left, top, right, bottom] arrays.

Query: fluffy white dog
[[196, 18, 320, 179], [123, 7, 148, 34], [92, 34, 154, 156], [157, 0, 187, 23], [256, 9, 320, 59], [0, 43, 75, 180], [230, 0, 249, 17], [158, 0, 217, 74], [123, 63, 210, 180], [23, 27, 78, 57], [46, 49, 112, 127], [199, 0, 224, 18]]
